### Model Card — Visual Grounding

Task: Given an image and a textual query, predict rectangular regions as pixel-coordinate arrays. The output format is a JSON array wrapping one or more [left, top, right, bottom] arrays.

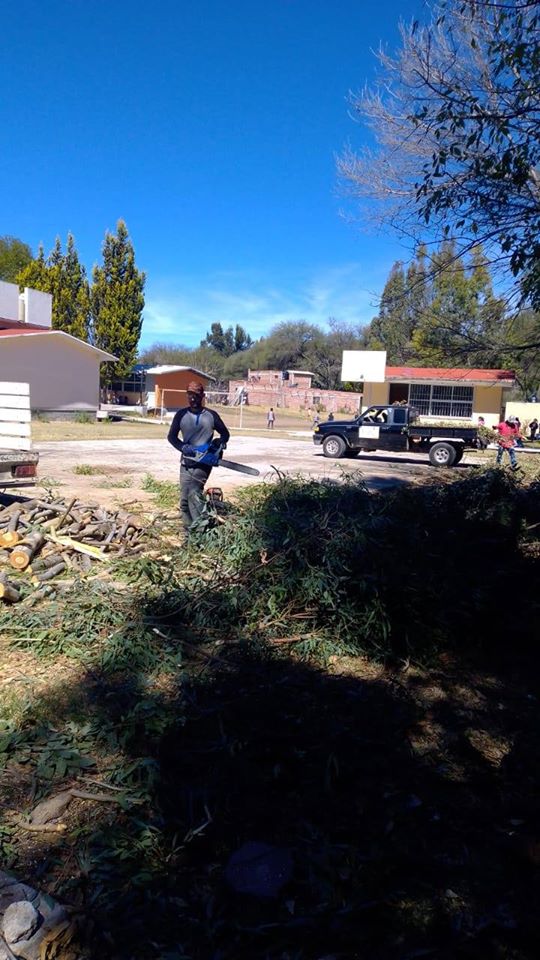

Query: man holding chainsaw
[[167, 381, 230, 533]]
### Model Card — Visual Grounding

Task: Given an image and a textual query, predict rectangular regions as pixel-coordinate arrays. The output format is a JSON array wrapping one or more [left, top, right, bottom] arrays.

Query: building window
[[409, 384, 473, 418], [111, 370, 147, 394]]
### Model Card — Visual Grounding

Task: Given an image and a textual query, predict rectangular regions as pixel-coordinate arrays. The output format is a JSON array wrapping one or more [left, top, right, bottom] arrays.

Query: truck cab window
[[363, 407, 388, 424]]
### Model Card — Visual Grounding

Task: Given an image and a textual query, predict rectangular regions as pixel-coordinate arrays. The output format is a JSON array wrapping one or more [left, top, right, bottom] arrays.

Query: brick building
[[228, 369, 362, 415]]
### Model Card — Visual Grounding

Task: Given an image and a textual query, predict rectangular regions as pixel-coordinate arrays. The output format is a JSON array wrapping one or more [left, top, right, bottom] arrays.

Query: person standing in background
[[267, 407, 275, 429], [494, 416, 520, 470]]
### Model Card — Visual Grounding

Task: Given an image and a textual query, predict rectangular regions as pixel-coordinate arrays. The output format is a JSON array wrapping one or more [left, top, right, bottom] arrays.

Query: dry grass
[[31, 406, 313, 442], [32, 419, 169, 442]]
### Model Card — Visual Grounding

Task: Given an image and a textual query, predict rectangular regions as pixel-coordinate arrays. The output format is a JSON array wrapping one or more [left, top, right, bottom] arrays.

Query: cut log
[[0, 530, 22, 548], [9, 532, 45, 570], [28, 552, 65, 574], [7, 510, 20, 531], [32, 561, 66, 583], [78, 553, 93, 574], [0, 581, 20, 602]]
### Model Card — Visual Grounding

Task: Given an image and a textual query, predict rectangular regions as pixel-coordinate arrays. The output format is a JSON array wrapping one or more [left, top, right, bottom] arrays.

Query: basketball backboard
[[341, 350, 387, 383]]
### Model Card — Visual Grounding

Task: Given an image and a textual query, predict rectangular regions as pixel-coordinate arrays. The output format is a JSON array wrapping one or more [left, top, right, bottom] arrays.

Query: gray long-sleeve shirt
[[167, 407, 230, 463]]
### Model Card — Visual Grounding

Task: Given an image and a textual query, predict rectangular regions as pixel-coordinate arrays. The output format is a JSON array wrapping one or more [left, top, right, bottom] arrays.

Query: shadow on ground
[[2, 638, 540, 960]]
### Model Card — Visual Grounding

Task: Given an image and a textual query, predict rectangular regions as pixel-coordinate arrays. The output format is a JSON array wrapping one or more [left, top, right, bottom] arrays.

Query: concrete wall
[[0, 336, 102, 411], [473, 385, 505, 422], [505, 401, 540, 428]]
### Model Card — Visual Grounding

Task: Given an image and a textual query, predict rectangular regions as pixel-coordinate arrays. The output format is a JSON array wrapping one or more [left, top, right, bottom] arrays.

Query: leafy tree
[[138, 342, 193, 366], [16, 234, 91, 339], [254, 320, 321, 371], [0, 236, 33, 282], [304, 319, 365, 389], [91, 221, 145, 382], [501, 309, 540, 398], [222, 348, 254, 380], [138, 341, 229, 385], [338, 0, 540, 343]]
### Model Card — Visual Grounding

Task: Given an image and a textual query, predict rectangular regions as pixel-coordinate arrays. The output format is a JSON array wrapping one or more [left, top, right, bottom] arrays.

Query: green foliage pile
[[157, 469, 539, 660]]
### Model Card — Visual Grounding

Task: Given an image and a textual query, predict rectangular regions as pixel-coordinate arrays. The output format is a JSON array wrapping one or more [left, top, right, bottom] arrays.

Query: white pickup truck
[[0, 382, 39, 488]]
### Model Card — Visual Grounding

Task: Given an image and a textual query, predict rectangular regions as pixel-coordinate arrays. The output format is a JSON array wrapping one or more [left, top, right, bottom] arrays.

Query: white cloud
[[140, 263, 386, 348]]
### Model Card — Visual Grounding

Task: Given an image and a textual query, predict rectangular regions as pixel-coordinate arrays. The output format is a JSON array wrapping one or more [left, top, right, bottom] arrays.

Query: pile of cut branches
[[155, 468, 540, 660], [0, 496, 145, 605]]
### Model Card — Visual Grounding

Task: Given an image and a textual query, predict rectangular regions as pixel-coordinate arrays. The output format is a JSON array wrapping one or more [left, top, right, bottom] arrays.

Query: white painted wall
[[505, 401, 540, 427], [0, 281, 20, 322], [0, 336, 102, 411], [23, 287, 52, 328]]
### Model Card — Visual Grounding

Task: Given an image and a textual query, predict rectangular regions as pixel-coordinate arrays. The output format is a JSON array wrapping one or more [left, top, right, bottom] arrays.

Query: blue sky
[[2, 0, 426, 348]]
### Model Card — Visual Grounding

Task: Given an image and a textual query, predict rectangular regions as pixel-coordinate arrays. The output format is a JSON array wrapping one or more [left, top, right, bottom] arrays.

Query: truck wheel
[[429, 442, 456, 467], [322, 435, 347, 458]]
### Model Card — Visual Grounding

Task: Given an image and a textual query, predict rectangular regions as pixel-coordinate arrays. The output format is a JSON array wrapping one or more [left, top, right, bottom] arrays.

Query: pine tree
[[15, 244, 49, 290], [16, 234, 91, 339], [234, 324, 252, 352], [202, 322, 226, 353], [412, 242, 505, 365], [367, 262, 414, 363], [90, 221, 145, 383]]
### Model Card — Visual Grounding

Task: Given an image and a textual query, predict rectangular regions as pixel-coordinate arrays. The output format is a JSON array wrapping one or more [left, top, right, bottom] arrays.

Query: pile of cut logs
[[0, 496, 145, 604]]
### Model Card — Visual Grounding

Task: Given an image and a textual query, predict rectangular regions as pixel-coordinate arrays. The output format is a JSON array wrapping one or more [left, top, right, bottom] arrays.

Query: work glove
[[209, 439, 224, 454], [182, 444, 197, 458]]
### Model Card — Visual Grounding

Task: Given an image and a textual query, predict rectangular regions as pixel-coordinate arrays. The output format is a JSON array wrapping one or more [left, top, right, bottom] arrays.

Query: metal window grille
[[409, 384, 473, 418]]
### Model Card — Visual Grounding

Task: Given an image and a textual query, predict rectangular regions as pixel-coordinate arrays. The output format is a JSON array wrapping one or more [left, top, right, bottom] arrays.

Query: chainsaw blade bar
[[218, 458, 260, 476]]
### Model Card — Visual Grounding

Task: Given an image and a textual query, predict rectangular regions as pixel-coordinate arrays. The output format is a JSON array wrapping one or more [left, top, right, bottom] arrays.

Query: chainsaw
[[185, 441, 260, 476]]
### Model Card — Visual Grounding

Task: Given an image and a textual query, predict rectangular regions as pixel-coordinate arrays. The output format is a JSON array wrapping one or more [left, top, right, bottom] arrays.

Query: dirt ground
[[28, 434, 488, 507]]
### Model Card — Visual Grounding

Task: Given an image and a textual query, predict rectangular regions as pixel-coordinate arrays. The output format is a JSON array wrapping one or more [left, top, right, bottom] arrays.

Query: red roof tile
[[385, 365, 515, 383], [0, 328, 51, 336]]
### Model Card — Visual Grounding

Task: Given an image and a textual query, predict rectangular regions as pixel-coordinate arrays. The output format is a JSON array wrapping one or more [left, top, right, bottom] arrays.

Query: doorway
[[389, 383, 409, 404]]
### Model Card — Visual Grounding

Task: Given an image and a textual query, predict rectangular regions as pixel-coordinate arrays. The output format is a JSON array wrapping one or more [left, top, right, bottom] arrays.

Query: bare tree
[[338, 0, 540, 318]]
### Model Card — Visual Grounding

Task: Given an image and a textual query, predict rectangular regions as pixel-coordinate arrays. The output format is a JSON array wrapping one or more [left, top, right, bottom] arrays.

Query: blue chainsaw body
[[189, 441, 223, 467], [184, 441, 260, 476]]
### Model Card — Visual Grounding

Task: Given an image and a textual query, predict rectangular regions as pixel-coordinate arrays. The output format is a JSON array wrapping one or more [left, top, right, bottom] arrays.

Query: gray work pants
[[180, 463, 211, 531]]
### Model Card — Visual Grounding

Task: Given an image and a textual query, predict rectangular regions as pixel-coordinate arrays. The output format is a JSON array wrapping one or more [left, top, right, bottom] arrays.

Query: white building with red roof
[[0, 280, 116, 414], [363, 364, 515, 421]]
